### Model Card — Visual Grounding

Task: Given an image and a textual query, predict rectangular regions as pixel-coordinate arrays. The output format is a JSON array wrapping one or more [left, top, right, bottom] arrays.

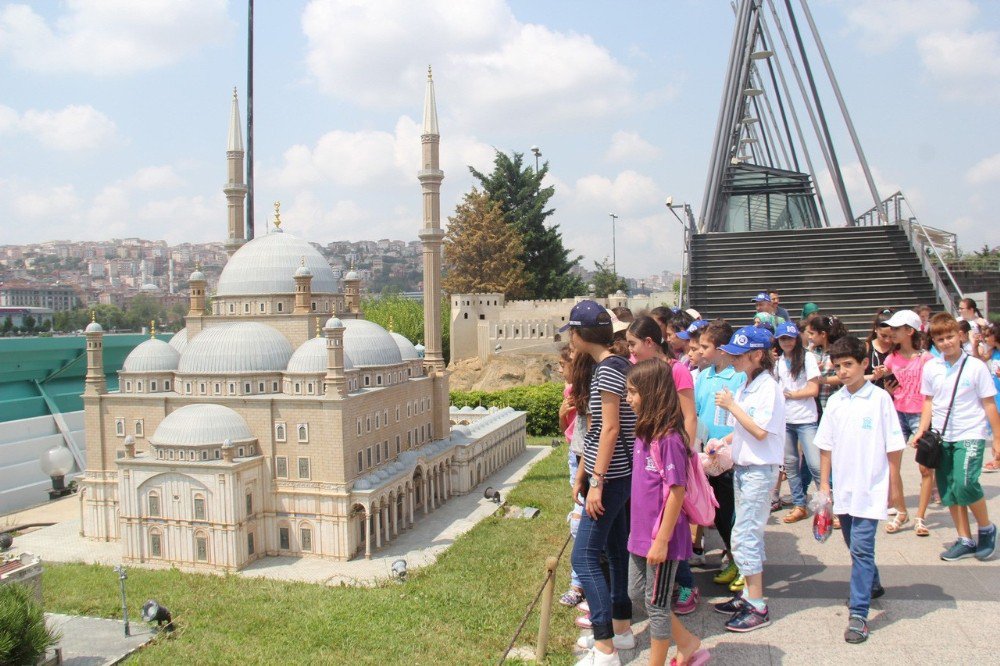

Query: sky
[[0, 0, 997, 279]]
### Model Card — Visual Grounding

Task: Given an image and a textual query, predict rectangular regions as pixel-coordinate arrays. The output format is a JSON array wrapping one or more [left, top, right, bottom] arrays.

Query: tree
[[443, 189, 527, 298], [23, 315, 36, 333], [125, 294, 166, 331], [1, 317, 11, 335], [470, 150, 583, 299], [590, 257, 628, 297]]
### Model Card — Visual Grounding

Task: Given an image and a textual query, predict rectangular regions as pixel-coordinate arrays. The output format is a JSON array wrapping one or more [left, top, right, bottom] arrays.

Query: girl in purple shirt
[[625, 360, 708, 666]]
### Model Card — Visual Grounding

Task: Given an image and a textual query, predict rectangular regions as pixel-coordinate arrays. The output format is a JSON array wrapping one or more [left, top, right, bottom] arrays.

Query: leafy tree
[[125, 294, 166, 331], [362, 293, 451, 364], [470, 150, 583, 299], [22, 315, 36, 333], [590, 257, 628, 297], [443, 189, 527, 298], [1, 317, 11, 335]]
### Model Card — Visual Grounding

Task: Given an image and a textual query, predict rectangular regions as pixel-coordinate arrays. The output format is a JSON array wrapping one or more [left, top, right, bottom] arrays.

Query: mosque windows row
[[217, 299, 332, 316], [273, 455, 311, 480], [114, 418, 144, 438], [152, 445, 254, 462], [146, 527, 210, 562], [180, 379, 280, 396], [122, 379, 171, 394], [277, 524, 313, 553]]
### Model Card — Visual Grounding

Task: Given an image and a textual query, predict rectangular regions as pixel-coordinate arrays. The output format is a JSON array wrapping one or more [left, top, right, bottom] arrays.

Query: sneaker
[[672, 586, 699, 616], [713, 594, 748, 615], [976, 525, 997, 561], [576, 630, 636, 651], [575, 613, 593, 629], [729, 573, 746, 592], [713, 560, 739, 585], [725, 604, 770, 632], [844, 616, 869, 644], [574, 647, 621, 666], [560, 589, 585, 607], [940, 539, 978, 561], [689, 548, 706, 567]]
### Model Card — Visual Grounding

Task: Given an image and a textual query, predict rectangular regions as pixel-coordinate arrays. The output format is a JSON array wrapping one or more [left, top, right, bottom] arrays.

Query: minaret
[[418, 66, 445, 371], [83, 312, 106, 396], [188, 266, 207, 316], [323, 317, 348, 398], [343, 261, 361, 314], [225, 87, 248, 257], [293, 257, 313, 314]]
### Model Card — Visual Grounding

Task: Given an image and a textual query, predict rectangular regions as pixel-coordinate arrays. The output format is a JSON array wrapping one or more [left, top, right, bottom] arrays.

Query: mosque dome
[[151, 404, 253, 446], [123, 338, 180, 372], [215, 231, 337, 296], [85, 320, 103, 333], [344, 269, 359, 281], [341, 319, 403, 367], [178, 322, 293, 374], [324, 317, 344, 329], [294, 264, 312, 278], [141, 283, 160, 292], [189, 269, 206, 282], [168, 328, 188, 354], [286, 336, 355, 373], [389, 332, 420, 360]]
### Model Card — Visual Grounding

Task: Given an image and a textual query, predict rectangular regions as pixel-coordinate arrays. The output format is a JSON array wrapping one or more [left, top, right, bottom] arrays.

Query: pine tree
[[443, 189, 528, 298], [590, 257, 628, 297], [469, 151, 583, 299]]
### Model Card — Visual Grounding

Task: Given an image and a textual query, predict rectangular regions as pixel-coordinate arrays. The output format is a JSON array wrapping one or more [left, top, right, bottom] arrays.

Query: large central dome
[[216, 230, 338, 296]]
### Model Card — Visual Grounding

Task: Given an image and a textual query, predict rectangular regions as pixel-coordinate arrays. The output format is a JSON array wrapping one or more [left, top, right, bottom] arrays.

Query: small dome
[[389, 332, 420, 360], [453, 424, 472, 437], [85, 321, 103, 333], [178, 322, 293, 374], [123, 338, 180, 372], [286, 336, 355, 373], [151, 404, 252, 446], [189, 269, 206, 282], [216, 232, 337, 296], [342, 319, 403, 367], [414, 343, 425, 353], [294, 264, 312, 278], [168, 328, 188, 354], [324, 317, 344, 329], [344, 270, 359, 281]]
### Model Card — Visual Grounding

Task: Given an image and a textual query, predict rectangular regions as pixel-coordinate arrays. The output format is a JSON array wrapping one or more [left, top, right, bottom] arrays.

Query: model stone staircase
[[688, 225, 943, 333]]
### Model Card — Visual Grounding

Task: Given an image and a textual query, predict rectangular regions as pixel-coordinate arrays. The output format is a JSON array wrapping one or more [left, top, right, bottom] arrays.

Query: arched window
[[277, 302, 283, 312], [193, 494, 206, 521], [194, 531, 209, 562], [165, 380, 171, 391], [275, 423, 286, 442], [125, 381, 132, 392], [297, 424, 308, 443], [149, 528, 163, 557], [299, 523, 313, 552]]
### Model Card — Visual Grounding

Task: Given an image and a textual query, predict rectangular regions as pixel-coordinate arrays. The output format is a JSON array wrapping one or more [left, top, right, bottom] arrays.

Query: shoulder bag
[[915, 356, 967, 469]]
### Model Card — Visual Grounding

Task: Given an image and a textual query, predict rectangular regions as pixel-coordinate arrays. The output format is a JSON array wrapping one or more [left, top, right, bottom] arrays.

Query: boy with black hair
[[816, 335, 905, 644]]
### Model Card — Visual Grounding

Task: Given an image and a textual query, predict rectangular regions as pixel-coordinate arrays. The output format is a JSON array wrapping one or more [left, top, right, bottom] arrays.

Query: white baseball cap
[[880, 309, 921, 330]]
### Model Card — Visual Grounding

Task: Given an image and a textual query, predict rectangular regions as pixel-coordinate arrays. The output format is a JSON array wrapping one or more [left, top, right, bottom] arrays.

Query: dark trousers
[[709, 470, 735, 551]]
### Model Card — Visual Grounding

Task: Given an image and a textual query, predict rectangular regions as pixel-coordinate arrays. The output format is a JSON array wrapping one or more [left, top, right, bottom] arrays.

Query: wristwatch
[[589, 473, 604, 489]]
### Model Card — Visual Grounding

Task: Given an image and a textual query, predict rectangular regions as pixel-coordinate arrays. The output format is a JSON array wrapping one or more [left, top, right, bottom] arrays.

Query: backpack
[[649, 435, 719, 530]]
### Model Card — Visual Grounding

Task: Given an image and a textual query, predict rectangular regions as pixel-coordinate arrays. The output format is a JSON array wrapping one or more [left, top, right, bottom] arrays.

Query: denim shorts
[[732, 463, 780, 577]]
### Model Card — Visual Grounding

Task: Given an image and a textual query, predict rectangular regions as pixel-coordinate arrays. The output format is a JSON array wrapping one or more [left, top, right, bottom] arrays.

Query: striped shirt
[[582, 355, 637, 480]]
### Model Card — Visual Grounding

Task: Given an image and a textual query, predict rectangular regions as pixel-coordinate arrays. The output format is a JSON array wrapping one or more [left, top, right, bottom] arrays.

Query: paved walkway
[[6, 445, 552, 586], [45, 613, 156, 665], [575, 454, 1000, 664]]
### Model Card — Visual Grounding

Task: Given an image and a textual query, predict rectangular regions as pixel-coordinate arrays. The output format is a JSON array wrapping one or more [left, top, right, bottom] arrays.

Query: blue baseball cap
[[677, 319, 709, 340], [775, 322, 800, 339], [720, 325, 774, 355], [751, 291, 772, 303], [559, 299, 612, 332]]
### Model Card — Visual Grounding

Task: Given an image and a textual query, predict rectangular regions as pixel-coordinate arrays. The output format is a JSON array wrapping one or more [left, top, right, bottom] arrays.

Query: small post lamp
[[391, 559, 408, 581], [113, 565, 130, 636], [141, 599, 175, 632], [39, 445, 75, 500], [484, 487, 501, 504]]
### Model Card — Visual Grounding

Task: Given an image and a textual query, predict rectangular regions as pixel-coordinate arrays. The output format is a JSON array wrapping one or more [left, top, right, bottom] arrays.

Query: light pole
[[666, 198, 695, 308], [530, 145, 542, 173], [609, 213, 619, 276], [114, 564, 130, 636]]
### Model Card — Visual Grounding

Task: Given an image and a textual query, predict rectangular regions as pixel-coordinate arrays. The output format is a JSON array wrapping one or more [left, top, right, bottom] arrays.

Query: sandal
[[984, 459, 1000, 473], [885, 512, 909, 533], [783, 506, 809, 524], [914, 517, 930, 537], [559, 589, 584, 607]]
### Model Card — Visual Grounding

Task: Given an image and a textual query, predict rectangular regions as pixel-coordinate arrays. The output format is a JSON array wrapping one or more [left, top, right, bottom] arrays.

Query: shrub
[[0, 584, 59, 665], [451, 382, 564, 436]]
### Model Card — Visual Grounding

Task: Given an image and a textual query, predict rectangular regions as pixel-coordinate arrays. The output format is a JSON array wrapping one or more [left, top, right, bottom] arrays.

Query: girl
[[866, 309, 895, 389], [806, 315, 848, 412], [566, 300, 635, 666], [774, 322, 822, 524], [559, 345, 590, 607], [713, 326, 785, 632], [880, 310, 930, 534], [624, 360, 708, 666], [981, 322, 1000, 473]]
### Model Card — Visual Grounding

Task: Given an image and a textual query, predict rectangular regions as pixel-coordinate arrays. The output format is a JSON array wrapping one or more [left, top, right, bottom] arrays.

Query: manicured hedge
[[450, 382, 564, 437]]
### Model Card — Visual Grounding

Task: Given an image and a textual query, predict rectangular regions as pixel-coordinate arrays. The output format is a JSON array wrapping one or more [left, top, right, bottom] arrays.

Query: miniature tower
[[323, 317, 348, 398], [343, 262, 361, 314], [224, 87, 248, 257], [293, 257, 313, 314], [83, 312, 106, 396], [418, 66, 445, 371], [188, 266, 207, 316]]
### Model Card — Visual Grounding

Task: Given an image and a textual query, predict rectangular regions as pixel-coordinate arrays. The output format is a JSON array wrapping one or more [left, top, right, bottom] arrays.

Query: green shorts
[[935, 439, 986, 507]]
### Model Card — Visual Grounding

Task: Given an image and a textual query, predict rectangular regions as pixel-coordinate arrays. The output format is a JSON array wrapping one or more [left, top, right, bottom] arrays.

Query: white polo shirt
[[775, 353, 821, 424], [815, 381, 906, 520], [921, 353, 997, 441], [729, 371, 785, 466]]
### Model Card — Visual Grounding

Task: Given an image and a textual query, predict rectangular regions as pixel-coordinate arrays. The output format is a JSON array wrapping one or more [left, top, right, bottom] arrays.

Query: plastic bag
[[809, 491, 833, 543], [699, 438, 734, 477]]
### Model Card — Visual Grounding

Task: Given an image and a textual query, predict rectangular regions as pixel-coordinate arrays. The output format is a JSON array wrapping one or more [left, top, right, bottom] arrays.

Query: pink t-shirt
[[628, 432, 693, 560], [562, 383, 576, 441], [885, 350, 931, 414], [670, 359, 695, 392]]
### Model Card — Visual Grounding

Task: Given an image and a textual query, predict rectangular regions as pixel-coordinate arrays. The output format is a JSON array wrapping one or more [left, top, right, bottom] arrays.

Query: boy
[[916, 313, 1000, 562], [816, 335, 905, 644], [678, 320, 710, 381], [695, 320, 747, 590]]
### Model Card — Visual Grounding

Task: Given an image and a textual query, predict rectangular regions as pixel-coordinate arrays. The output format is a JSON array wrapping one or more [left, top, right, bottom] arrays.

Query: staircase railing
[[856, 191, 962, 315]]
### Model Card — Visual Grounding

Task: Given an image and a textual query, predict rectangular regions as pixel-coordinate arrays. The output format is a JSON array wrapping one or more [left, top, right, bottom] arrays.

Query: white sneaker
[[574, 646, 621, 666], [576, 629, 636, 650]]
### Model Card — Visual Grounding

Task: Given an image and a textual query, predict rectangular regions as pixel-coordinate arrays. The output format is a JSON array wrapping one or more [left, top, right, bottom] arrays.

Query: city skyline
[[1, 1, 998, 276]]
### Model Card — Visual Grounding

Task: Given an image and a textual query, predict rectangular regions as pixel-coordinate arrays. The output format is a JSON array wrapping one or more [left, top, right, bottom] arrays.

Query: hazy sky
[[1, 0, 997, 278]]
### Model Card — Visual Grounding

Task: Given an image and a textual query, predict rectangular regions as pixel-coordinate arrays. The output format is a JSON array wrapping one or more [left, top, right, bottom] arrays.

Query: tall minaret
[[225, 87, 248, 257], [418, 66, 445, 371]]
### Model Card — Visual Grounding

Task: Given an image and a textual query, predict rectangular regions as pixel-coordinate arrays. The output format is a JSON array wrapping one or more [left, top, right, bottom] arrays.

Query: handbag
[[915, 356, 967, 469]]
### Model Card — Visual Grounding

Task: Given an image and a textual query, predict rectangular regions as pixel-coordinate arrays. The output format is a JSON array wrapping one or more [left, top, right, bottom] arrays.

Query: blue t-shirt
[[694, 364, 747, 441], [989, 349, 1000, 410]]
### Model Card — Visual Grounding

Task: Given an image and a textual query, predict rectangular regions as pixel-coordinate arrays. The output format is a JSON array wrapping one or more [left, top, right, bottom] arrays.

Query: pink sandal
[[671, 648, 711, 666]]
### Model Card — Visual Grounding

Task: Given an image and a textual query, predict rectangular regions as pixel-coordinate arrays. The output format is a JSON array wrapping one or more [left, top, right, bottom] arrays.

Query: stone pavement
[[6, 445, 552, 586], [45, 613, 156, 665], [571, 454, 1000, 665]]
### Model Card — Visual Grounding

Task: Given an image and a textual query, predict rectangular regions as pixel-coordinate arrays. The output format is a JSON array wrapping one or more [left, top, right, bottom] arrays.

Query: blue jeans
[[784, 422, 820, 508], [676, 560, 694, 589], [839, 514, 881, 619], [897, 411, 920, 442], [568, 451, 582, 589], [571, 475, 632, 640], [732, 464, 779, 577]]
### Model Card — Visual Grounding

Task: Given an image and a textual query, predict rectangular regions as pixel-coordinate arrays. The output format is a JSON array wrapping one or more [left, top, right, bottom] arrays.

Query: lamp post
[[530, 145, 542, 173], [666, 198, 695, 308], [609, 213, 619, 276], [114, 565, 130, 636]]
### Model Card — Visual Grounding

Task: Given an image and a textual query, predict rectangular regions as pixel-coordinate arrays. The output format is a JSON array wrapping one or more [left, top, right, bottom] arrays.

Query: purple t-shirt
[[628, 432, 693, 560]]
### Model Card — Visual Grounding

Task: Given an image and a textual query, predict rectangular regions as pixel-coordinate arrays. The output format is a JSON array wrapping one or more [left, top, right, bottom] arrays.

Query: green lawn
[[43, 439, 584, 665]]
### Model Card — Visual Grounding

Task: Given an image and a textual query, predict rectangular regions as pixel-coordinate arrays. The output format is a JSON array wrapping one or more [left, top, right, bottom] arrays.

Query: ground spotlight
[[391, 559, 408, 581], [483, 487, 501, 504], [141, 599, 174, 632]]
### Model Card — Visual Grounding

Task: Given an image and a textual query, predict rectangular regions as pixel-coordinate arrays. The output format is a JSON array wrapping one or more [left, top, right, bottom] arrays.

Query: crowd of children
[[559, 293, 1000, 666]]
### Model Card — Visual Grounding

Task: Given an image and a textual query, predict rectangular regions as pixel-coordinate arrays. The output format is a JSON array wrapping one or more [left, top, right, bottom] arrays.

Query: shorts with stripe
[[628, 554, 677, 641]]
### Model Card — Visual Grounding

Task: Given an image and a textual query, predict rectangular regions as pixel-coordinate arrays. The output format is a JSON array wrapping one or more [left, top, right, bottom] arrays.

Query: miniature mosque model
[[77, 72, 527, 570]]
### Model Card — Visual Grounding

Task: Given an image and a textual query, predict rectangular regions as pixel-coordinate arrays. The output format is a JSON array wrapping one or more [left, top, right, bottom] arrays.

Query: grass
[[42, 438, 583, 665]]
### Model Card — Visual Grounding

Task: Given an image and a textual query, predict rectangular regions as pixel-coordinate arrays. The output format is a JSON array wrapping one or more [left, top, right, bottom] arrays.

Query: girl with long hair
[[866, 309, 895, 389], [806, 315, 848, 412]]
